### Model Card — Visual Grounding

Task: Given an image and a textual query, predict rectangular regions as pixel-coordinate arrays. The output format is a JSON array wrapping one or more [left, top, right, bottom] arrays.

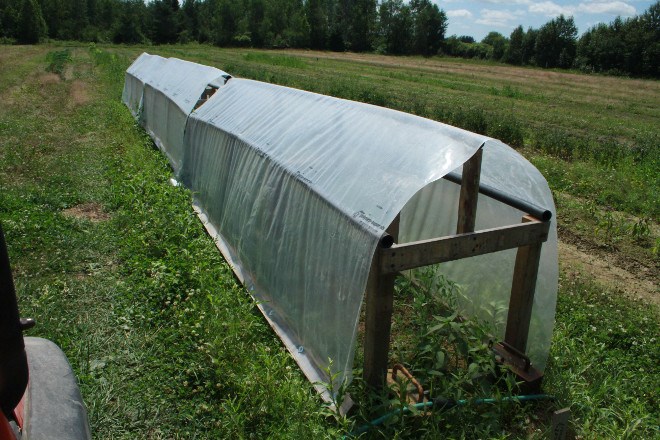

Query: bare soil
[[558, 240, 659, 308], [62, 202, 110, 222], [69, 80, 90, 106], [38, 73, 61, 85]]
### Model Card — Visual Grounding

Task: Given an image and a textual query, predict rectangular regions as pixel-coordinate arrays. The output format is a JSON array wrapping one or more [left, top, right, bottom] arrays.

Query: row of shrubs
[[330, 80, 656, 169]]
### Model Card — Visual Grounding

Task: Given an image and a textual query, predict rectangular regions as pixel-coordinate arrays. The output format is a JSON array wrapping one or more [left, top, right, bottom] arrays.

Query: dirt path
[[558, 241, 659, 308]]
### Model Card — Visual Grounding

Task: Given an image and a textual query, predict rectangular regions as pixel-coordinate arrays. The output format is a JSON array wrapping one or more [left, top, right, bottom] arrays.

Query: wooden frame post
[[363, 215, 399, 389], [456, 148, 483, 234], [504, 215, 544, 353]]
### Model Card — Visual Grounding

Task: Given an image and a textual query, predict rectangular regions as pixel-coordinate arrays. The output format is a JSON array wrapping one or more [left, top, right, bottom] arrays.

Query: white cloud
[[475, 9, 523, 27], [447, 9, 474, 19], [479, 0, 531, 4], [528, 1, 575, 16], [577, 1, 636, 16]]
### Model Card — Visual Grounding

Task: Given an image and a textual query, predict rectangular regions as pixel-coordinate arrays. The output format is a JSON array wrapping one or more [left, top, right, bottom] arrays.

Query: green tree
[[521, 27, 538, 64], [17, 0, 47, 43], [378, 0, 412, 54], [328, 0, 349, 51], [482, 30, 507, 61], [410, 0, 446, 56], [574, 2, 659, 77], [348, 0, 376, 51], [151, 0, 180, 44], [505, 25, 524, 65], [112, 0, 147, 44], [180, 0, 200, 42], [0, 0, 20, 38], [576, 23, 624, 72], [535, 14, 577, 68], [305, 0, 328, 49]]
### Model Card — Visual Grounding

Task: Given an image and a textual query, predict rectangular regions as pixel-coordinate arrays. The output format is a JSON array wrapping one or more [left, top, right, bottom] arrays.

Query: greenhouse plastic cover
[[122, 53, 230, 173], [122, 54, 558, 396]]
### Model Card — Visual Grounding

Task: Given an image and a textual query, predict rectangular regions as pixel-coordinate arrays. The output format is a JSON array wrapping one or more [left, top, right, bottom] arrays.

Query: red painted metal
[[0, 411, 16, 440], [13, 391, 26, 429]]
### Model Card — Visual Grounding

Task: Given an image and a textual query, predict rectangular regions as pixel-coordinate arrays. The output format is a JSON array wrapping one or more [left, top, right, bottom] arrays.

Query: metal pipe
[[379, 233, 394, 249], [443, 171, 552, 222]]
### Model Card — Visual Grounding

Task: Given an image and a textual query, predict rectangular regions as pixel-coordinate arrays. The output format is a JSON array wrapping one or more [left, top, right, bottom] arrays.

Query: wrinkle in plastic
[[122, 54, 558, 393]]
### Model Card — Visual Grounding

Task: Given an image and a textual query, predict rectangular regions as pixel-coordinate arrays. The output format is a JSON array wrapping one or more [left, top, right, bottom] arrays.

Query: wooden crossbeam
[[379, 218, 549, 274]]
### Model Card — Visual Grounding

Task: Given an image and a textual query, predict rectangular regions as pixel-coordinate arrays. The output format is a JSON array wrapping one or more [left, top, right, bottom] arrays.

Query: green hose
[[345, 394, 555, 438]]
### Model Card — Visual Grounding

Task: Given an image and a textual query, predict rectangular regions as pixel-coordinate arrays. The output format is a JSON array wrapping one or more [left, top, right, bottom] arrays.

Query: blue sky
[[439, 0, 655, 41]]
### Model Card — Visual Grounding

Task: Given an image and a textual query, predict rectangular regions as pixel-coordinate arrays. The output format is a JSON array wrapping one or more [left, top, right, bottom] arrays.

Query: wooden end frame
[[363, 214, 551, 389]]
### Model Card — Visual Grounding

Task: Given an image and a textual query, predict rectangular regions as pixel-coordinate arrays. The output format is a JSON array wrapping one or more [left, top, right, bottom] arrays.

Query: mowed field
[[0, 44, 658, 439]]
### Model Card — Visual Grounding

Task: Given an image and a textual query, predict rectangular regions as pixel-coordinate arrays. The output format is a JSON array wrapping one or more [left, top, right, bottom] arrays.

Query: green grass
[[546, 271, 659, 439], [242, 52, 307, 69], [1, 46, 333, 438], [0, 43, 658, 439]]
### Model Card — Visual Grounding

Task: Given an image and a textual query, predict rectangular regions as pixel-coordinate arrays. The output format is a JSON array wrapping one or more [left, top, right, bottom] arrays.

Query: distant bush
[[450, 107, 488, 134], [487, 113, 524, 147], [533, 128, 577, 160], [45, 49, 71, 77], [242, 53, 307, 69]]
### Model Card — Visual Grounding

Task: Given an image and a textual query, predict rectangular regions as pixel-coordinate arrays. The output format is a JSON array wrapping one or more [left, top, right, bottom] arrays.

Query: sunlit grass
[[0, 43, 657, 439]]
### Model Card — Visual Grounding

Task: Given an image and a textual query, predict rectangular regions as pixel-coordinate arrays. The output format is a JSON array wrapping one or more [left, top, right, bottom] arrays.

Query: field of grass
[[0, 43, 658, 439]]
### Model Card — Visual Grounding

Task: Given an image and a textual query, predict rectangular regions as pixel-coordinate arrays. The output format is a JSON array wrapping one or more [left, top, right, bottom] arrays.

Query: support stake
[[504, 215, 544, 354], [363, 215, 399, 389], [456, 147, 483, 234]]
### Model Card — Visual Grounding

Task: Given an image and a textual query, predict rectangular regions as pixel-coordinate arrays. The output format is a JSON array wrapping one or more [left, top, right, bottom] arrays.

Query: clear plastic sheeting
[[400, 140, 558, 370], [181, 78, 492, 391], [121, 54, 558, 397], [122, 54, 230, 173], [121, 53, 167, 117]]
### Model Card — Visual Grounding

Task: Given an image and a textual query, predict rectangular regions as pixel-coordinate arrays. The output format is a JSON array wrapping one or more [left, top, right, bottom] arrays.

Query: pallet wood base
[[492, 343, 543, 394]]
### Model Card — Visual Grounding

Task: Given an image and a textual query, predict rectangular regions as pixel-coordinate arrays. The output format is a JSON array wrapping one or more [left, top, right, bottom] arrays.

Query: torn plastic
[[122, 54, 558, 397]]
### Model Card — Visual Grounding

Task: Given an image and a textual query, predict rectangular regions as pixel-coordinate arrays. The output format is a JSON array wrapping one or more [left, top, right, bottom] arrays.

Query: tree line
[[0, 0, 658, 77], [445, 4, 659, 77]]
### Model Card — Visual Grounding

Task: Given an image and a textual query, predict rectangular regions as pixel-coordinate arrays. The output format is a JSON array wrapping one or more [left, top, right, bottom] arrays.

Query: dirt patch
[[62, 202, 110, 222], [559, 241, 659, 308], [38, 73, 61, 85], [69, 80, 90, 106], [63, 65, 75, 81], [0, 85, 21, 108]]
